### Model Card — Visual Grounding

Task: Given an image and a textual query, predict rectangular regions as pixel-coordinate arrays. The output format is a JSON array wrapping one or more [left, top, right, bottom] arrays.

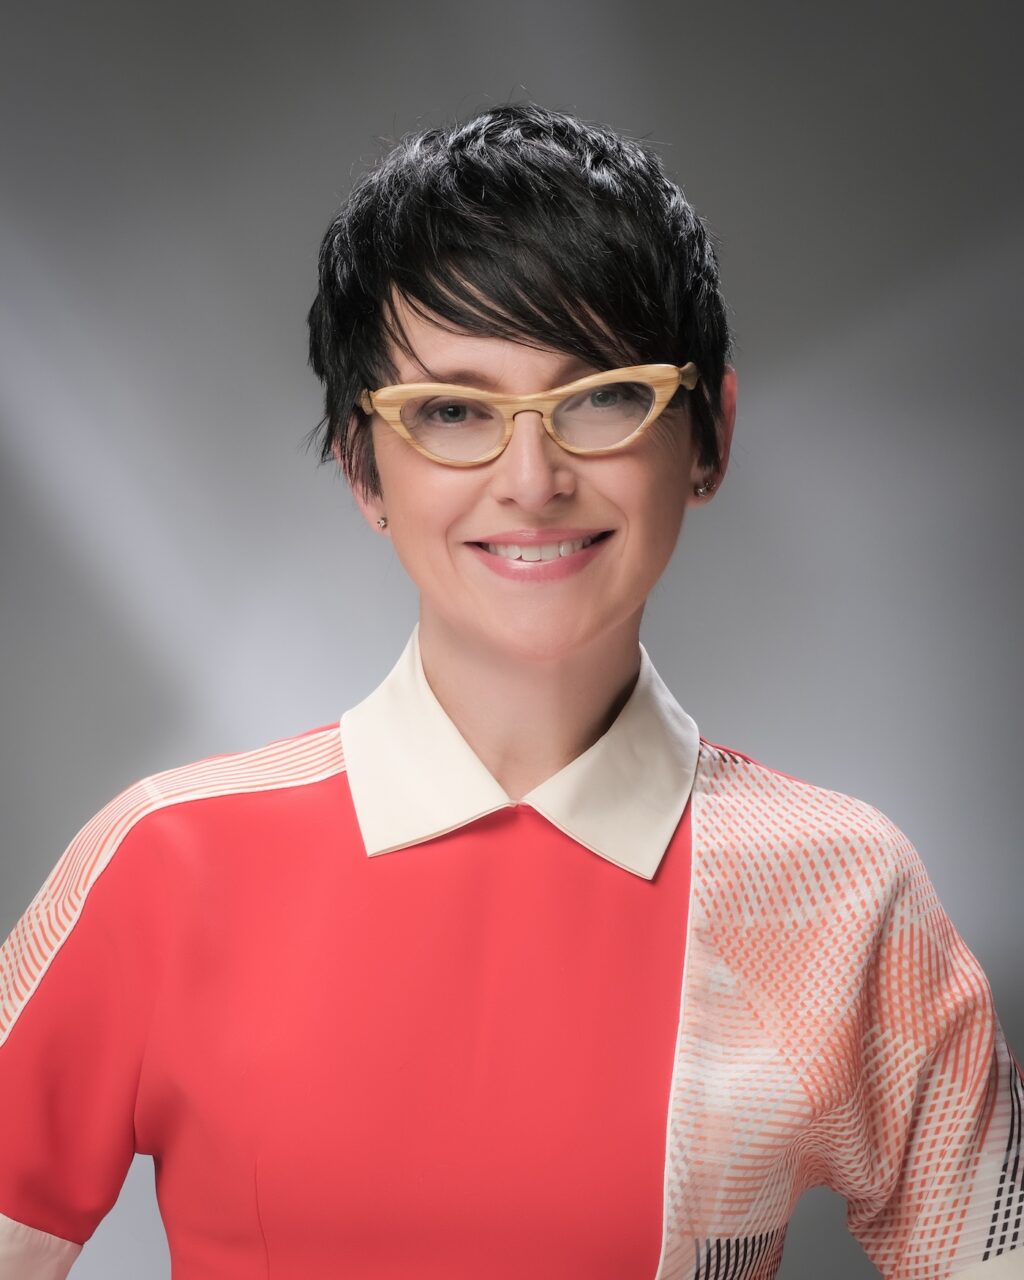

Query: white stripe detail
[[1, 725, 346, 1050]]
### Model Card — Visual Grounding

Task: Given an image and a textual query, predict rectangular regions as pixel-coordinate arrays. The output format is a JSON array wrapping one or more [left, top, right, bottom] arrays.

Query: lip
[[466, 531, 614, 582], [467, 527, 612, 546]]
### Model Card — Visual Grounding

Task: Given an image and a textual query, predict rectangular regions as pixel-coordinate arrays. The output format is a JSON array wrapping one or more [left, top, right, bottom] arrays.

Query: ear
[[690, 366, 737, 501], [333, 420, 388, 535]]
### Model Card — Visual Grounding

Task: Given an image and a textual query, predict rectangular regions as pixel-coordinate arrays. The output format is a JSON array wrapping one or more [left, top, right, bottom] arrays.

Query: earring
[[694, 477, 717, 497], [377, 516, 388, 529]]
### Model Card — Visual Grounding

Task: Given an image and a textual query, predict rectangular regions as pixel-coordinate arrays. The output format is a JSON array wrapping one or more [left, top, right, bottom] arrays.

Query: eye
[[589, 387, 624, 409], [400, 395, 503, 436], [412, 397, 495, 425], [560, 382, 649, 414], [427, 400, 471, 424]]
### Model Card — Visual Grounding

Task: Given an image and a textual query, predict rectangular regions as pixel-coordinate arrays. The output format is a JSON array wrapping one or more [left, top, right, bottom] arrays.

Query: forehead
[[385, 290, 598, 389]]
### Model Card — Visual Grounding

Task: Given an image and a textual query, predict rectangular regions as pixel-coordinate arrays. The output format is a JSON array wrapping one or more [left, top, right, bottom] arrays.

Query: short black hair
[[306, 102, 732, 500]]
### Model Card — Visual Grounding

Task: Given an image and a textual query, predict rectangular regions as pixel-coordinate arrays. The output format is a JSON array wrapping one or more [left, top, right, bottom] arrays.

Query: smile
[[477, 532, 612, 561], [466, 530, 615, 582]]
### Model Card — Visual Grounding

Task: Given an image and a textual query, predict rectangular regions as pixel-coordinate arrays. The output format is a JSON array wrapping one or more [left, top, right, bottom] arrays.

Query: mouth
[[470, 530, 614, 561]]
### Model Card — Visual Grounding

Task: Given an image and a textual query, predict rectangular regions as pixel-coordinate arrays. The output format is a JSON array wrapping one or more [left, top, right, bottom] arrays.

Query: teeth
[[483, 535, 599, 560]]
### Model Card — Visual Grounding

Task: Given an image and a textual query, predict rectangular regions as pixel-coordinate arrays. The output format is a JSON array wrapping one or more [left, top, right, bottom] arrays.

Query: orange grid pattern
[[657, 742, 1023, 1279]]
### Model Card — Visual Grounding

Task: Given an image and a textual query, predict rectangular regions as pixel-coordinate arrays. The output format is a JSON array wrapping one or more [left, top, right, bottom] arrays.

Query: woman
[[0, 104, 1020, 1280]]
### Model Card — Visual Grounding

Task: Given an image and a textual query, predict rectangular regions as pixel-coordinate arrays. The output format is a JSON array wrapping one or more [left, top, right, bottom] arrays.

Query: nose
[[487, 409, 576, 508]]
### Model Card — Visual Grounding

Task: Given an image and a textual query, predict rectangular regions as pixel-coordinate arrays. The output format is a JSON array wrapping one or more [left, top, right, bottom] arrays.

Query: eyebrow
[[409, 359, 596, 390]]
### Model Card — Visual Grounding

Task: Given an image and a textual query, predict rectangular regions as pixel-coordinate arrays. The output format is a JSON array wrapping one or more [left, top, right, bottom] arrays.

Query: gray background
[[1, 1, 1021, 1275]]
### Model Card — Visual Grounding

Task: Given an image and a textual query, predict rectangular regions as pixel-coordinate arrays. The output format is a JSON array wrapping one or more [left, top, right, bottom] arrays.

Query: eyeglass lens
[[398, 380, 657, 462]]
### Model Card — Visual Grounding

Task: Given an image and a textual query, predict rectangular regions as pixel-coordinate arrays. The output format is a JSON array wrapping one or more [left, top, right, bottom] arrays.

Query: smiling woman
[[335, 290, 734, 800], [0, 102, 1021, 1280]]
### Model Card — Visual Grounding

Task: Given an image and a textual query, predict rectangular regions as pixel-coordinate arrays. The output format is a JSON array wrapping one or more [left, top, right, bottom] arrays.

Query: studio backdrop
[[1, 2, 1021, 1276]]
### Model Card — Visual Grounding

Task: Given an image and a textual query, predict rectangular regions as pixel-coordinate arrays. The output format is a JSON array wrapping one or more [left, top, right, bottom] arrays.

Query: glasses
[[358, 362, 701, 466]]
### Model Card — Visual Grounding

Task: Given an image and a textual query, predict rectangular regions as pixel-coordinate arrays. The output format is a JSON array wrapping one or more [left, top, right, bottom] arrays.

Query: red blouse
[[0, 625, 699, 1278]]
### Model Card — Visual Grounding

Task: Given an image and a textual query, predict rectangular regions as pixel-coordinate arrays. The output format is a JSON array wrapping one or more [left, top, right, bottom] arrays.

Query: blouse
[[0, 624, 1021, 1279]]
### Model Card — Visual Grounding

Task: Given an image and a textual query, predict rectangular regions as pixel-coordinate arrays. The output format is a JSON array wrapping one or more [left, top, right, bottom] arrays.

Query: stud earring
[[694, 477, 717, 497], [377, 516, 388, 530]]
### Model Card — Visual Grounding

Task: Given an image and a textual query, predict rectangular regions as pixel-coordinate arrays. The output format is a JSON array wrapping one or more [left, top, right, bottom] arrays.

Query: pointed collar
[[339, 624, 700, 880]]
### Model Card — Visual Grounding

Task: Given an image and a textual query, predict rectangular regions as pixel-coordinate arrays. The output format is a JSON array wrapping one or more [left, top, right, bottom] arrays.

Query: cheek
[[374, 429, 428, 503], [638, 423, 694, 502], [375, 440, 471, 538], [632, 453, 693, 557], [371, 421, 409, 478], [647, 411, 692, 461]]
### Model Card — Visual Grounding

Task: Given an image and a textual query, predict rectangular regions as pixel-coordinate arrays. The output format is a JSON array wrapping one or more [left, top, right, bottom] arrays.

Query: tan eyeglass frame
[[357, 362, 701, 466]]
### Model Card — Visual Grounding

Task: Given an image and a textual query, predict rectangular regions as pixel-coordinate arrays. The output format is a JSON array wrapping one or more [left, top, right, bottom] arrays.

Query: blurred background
[[1, 1, 1021, 1274]]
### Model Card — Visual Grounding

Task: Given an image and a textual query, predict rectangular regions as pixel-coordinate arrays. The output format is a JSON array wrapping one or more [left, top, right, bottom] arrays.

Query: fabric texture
[[0, 628, 1020, 1279], [662, 742, 1023, 1279]]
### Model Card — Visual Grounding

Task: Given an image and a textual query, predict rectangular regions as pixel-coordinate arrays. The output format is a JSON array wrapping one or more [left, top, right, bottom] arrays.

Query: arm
[[837, 824, 1023, 1278], [0, 785, 158, 1278]]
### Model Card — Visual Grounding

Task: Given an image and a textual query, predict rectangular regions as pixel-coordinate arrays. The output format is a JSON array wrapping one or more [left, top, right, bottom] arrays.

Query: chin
[[479, 616, 609, 662]]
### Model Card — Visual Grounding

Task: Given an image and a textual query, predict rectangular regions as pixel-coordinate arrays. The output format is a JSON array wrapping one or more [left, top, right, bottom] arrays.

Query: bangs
[[307, 103, 731, 497], [369, 144, 674, 378], [384, 252, 645, 378]]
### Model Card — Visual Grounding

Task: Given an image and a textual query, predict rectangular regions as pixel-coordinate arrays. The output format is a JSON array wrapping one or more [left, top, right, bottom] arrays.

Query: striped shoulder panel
[[668, 739, 1022, 1277], [0, 722, 346, 1049], [688, 737, 967, 1110], [663, 739, 912, 1269], [692, 737, 910, 906]]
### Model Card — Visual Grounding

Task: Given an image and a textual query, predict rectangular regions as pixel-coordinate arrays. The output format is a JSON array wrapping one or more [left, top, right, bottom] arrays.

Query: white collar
[[339, 624, 700, 880]]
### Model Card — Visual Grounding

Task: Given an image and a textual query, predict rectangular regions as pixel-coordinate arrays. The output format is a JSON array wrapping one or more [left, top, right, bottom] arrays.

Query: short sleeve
[[832, 825, 1024, 1278], [0, 784, 159, 1278]]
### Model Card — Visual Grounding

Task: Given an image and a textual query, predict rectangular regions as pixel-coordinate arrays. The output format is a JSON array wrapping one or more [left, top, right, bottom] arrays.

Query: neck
[[416, 606, 644, 803]]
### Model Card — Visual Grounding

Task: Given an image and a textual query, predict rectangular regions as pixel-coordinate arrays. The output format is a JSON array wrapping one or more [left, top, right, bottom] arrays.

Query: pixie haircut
[[307, 103, 732, 501]]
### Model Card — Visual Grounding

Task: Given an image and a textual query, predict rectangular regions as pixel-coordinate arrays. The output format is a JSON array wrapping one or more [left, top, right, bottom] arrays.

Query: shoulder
[[691, 737, 932, 927], [140, 717, 347, 812], [1, 720, 347, 1044], [688, 739, 971, 1030], [81, 716, 348, 874], [63, 718, 347, 868]]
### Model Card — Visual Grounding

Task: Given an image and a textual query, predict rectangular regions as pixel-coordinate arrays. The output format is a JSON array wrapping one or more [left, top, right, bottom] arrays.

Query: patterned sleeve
[[0, 788, 158, 1278], [836, 823, 1024, 1278]]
